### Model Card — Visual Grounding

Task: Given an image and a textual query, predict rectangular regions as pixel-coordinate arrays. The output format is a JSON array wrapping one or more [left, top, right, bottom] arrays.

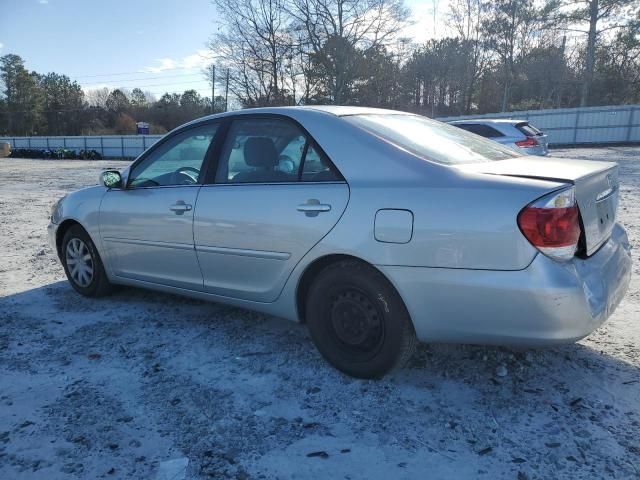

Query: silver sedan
[[48, 106, 632, 378]]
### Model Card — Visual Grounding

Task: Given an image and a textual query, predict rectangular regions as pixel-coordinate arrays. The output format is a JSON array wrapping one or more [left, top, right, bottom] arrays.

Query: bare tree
[[85, 87, 111, 108], [447, 0, 489, 113], [545, 0, 639, 106], [287, 0, 409, 104], [209, 0, 295, 106], [482, 0, 541, 111]]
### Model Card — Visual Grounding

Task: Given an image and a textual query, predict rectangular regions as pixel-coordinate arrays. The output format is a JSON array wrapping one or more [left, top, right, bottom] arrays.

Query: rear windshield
[[344, 114, 521, 165], [516, 122, 542, 136]]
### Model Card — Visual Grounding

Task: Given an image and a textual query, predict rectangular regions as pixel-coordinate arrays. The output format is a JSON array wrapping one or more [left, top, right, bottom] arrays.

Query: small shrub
[[9, 148, 102, 160]]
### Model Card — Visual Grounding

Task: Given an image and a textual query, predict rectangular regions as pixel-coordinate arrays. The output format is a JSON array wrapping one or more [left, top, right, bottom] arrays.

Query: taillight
[[515, 137, 539, 148], [517, 187, 581, 261]]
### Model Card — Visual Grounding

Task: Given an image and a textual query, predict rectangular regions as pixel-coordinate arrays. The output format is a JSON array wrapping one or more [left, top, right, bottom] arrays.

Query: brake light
[[515, 137, 539, 148], [517, 187, 581, 261]]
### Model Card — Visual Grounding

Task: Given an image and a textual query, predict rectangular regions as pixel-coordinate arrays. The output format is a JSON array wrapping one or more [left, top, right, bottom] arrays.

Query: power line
[[78, 72, 206, 87], [81, 79, 211, 90], [68, 65, 212, 79]]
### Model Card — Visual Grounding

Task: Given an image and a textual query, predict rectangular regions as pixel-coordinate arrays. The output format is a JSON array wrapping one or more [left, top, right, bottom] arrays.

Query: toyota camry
[[48, 106, 632, 378]]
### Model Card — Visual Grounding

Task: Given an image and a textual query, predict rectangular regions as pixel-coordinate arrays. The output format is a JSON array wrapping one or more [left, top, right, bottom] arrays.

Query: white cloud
[[0, 42, 4, 51], [38, 0, 49, 4], [142, 49, 213, 73]]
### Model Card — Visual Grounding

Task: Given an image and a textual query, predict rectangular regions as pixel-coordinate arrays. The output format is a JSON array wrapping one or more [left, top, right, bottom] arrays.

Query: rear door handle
[[169, 201, 192, 215], [297, 199, 331, 217]]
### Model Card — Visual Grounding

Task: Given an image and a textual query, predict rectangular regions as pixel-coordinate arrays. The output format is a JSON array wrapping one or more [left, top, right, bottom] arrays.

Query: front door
[[100, 122, 220, 290], [193, 116, 349, 302]]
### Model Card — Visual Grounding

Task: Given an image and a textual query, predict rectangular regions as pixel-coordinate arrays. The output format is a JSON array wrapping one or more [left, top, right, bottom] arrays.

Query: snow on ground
[[0, 147, 639, 479]]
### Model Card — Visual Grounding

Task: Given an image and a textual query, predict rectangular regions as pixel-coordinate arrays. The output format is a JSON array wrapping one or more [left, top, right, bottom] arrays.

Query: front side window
[[128, 123, 218, 187], [215, 117, 341, 183], [346, 114, 521, 165]]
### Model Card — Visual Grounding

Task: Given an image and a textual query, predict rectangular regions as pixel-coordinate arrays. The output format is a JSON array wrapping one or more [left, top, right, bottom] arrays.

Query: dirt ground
[[1, 147, 639, 479]]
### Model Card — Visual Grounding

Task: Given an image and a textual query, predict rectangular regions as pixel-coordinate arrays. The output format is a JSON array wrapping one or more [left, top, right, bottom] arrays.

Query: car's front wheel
[[306, 260, 416, 378], [61, 225, 112, 297]]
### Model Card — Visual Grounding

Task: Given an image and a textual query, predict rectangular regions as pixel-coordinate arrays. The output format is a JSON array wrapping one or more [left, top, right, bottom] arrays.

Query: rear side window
[[346, 114, 520, 165], [455, 123, 503, 138], [301, 144, 340, 181], [516, 122, 542, 137], [215, 117, 342, 183]]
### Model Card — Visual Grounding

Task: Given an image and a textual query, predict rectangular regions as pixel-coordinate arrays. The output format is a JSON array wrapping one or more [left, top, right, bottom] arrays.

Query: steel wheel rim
[[65, 238, 94, 288], [329, 289, 384, 354]]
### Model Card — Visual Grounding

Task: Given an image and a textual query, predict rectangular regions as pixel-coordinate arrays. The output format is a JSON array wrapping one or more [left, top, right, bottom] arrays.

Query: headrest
[[244, 137, 278, 168]]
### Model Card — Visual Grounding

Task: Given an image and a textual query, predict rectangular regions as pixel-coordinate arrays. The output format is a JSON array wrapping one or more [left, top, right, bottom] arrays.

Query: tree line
[[0, 54, 227, 136], [1, 0, 638, 136], [211, 0, 639, 114]]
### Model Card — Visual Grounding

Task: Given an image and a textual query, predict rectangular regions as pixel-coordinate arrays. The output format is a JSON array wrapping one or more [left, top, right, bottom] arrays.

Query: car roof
[[183, 105, 412, 127]]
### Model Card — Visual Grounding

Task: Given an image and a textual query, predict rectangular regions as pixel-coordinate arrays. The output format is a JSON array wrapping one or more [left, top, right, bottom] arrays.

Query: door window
[[128, 123, 218, 187], [216, 118, 303, 183], [215, 117, 342, 183]]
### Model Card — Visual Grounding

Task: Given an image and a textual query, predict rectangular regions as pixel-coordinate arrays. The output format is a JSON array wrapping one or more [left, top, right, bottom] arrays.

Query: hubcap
[[329, 290, 383, 352], [65, 238, 94, 288]]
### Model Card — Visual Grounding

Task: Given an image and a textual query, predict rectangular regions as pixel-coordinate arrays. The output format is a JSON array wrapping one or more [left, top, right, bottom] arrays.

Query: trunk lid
[[457, 157, 619, 256]]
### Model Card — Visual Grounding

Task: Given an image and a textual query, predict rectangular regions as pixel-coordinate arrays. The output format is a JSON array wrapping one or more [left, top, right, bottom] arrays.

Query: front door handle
[[169, 201, 192, 215], [297, 199, 331, 217]]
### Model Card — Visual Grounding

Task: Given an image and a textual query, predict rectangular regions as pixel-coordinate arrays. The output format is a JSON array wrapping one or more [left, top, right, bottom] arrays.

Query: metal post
[[121, 137, 125, 158], [626, 107, 635, 143], [100, 137, 104, 157], [211, 64, 216, 114], [84, 137, 87, 151], [28, 137, 31, 148], [46, 137, 50, 150], [142, 135, 146, 151], [572, 108, 581, 144]]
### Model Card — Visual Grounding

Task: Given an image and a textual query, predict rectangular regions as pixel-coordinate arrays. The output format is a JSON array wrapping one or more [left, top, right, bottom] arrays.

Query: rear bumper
[[379, 223, 632, 345]]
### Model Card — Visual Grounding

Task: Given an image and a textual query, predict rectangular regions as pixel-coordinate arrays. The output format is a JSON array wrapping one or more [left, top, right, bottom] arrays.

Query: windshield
[[345, 114, 521, 165]]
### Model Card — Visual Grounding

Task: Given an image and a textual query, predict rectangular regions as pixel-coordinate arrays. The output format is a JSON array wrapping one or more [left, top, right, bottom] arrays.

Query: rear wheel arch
[[295, 254, 413, 327]]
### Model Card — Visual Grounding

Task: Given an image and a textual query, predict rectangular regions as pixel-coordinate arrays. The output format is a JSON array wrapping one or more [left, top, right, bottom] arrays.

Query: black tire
[[306, 259, 416, 379], [61, 224, 112, 297]]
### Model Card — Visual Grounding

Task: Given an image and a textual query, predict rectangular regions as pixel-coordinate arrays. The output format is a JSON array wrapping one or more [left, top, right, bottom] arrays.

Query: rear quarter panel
[[287, 111, 566, 271]]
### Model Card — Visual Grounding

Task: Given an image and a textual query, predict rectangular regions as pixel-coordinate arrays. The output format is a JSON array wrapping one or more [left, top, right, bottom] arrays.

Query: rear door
[[100, 122, 220, 290], [193, 115, 349, 302]]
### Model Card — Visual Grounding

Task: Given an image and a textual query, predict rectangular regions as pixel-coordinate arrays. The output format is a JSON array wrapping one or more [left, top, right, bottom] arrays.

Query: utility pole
[[211, 64, 216, 114], [224, 69, 229, 112]]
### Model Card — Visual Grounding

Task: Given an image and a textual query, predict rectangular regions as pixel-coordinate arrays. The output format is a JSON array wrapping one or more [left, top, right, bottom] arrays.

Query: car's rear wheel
[[61, 225, 112, 297], [306, 259, 416, 379]]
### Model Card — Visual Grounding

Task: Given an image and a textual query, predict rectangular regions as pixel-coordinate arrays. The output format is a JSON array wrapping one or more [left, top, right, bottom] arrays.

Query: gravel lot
[[1, 147, 639, 479]]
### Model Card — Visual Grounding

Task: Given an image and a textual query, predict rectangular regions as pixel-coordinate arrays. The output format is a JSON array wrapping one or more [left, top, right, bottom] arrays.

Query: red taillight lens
[[517, 187, 581, 261], [515, 137, 539, 148]]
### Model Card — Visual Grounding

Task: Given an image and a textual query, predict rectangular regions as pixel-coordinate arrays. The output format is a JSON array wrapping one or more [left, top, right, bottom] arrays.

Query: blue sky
[[1, 0, 443, 99]]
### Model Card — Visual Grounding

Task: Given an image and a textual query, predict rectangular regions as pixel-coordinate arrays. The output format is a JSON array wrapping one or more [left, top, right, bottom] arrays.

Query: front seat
[[232, 137, 292, 183]]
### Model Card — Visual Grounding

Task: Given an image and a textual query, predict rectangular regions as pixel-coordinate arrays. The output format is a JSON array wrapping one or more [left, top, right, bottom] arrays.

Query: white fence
[[438, 104, 640, 146], [0, 135, 163, 158], [2, 104, 639, 157]]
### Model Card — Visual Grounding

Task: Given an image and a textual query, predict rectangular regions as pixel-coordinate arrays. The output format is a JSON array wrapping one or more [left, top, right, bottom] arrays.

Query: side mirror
[[100, 170, 123, 189]]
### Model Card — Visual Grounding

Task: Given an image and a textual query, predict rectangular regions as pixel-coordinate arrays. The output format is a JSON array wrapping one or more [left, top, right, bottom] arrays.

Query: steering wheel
[[278, 155, 295, 174], [172, 166, 200, 185]]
